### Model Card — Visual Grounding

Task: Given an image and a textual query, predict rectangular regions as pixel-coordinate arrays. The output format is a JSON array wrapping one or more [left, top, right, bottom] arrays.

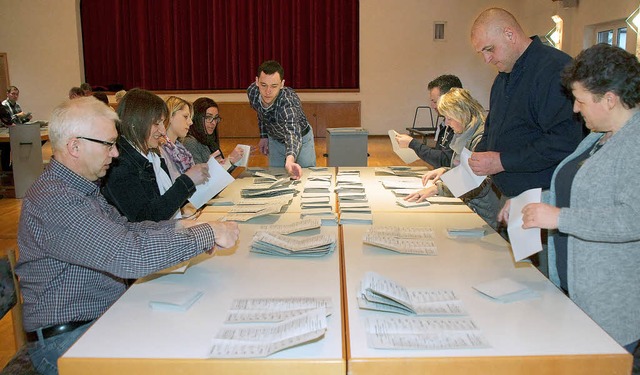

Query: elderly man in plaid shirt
[[16, 96, 239, 375]]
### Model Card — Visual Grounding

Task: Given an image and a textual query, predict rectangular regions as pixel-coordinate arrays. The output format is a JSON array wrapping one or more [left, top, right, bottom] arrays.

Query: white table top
[[342, 212, 625, 362], [62, 214, 344, 372]]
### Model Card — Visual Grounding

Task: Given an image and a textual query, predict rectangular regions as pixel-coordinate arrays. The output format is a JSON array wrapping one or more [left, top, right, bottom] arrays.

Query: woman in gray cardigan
[[502, 44, 640, 353]]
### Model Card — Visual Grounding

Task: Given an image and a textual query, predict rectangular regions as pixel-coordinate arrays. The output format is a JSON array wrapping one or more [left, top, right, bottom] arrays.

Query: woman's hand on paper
[[405, 186, 437, 203], [185, 163, 210, 185], [521, 203, 560, 230]]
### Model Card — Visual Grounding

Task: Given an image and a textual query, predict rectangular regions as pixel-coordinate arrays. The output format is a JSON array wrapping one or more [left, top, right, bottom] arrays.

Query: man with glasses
[[394, 74, 462, 168], [247, 60, 315, 179], [16, 96, 239, 374]]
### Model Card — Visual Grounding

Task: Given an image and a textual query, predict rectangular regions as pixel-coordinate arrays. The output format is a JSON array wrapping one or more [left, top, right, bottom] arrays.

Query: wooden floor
[[0, 135, 431, 368]]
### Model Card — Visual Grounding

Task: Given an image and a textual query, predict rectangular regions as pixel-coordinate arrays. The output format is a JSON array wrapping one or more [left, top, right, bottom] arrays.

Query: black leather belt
[[301, 126, 311, 137], [26, 320, 93, 342]]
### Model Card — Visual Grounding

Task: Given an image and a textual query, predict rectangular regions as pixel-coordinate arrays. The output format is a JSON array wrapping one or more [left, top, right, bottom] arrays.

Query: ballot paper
[[357, 272, 466, 315], [367, 226, 434, 238], [148, 289, 204, 312], [473, 278, 540, 303], [258, 218, 322, 234], [225, 297, 333, 323], [220, 205, 283, 222], [250, 231, 336, 257], [440, 148, 486, 198], [365, 316, 490, 350], [209, 307, 328, 358], [507, 188, 543, 262], [446, 227, 486, 238], [388, 130, 420, 164], [363, 234, 436, 255], [364, 226, 436, 253], [380, 178, 424, 190], [188, 157, 235, 209], [235, 144, 251, 167]]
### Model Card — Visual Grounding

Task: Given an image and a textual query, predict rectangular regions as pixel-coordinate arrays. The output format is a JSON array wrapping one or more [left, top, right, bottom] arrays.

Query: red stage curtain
[[80, 0, 359, 90]]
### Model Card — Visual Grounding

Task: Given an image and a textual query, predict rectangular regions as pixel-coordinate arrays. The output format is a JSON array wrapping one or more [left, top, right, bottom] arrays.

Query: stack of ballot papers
[[357, 271, 466, 315], [363, 226, 437, 255], [380, 177, 424, 190], [250, 231, 336, 257], [395, 198, 431, 208], [364, 315, 490, 350], [241, 184, 297, 198], [258, 218, 322, 234], [224, 297, 333, 323], [220, 204, 284, 222], [375, 167, 425, 177], [209, 307, 328, 358]]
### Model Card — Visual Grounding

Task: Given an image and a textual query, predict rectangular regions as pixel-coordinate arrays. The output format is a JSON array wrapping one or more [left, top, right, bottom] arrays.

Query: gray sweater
[[547, 111, 640, 346]]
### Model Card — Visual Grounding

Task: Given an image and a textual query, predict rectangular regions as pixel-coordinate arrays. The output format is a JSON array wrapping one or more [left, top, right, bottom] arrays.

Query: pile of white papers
[[220, 204, 283, 222], [225, 297, 333, 323], [357, 271, 466, 315], [395, 198, 431, 208], [250, 231, 336, 257], [375, 167, 424, 177], [363, 226, 437, 255], [209, 308, 328, 358], [258, 218, 322, 234], [365, 315, 490, 350]]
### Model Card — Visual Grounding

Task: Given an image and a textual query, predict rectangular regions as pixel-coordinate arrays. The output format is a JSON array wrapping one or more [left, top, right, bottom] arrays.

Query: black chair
[[405, 106, 443, 144], [0, 249, 38, 375]]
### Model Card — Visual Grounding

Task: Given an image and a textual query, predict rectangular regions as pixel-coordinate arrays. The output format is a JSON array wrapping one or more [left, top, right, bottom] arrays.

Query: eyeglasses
[[204, 115, 222, 124], [76, 136, 118, 151]]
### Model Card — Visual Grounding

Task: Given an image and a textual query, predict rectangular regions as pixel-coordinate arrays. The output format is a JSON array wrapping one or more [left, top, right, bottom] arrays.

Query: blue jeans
[[268, 129, 316, 167], [27, 322, 93, 375]]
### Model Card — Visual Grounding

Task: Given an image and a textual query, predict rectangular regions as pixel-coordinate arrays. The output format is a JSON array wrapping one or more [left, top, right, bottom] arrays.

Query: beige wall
[[0, 0, 637, 134]]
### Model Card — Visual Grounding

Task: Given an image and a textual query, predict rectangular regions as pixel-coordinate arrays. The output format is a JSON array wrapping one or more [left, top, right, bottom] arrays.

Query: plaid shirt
[[16, 158, 216, 331], [247, 82, 311, 159]]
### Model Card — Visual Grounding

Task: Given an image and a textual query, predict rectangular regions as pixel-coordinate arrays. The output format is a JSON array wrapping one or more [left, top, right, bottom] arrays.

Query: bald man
[[468, 8, 583, 198]]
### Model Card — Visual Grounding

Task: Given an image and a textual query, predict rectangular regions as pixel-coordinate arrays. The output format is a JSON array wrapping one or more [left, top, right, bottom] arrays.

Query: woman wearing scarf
[[102, 89, 209, 221], [405, 88, 501, 229]]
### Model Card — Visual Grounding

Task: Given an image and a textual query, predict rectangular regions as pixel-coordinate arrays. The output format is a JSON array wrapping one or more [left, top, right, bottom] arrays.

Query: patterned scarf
[[160, 139, 195, 174]]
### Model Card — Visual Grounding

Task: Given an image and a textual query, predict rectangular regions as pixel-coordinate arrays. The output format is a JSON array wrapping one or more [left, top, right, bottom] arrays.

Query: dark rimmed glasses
[[204, 115, 222, 124], [76, 136, 118, 151]]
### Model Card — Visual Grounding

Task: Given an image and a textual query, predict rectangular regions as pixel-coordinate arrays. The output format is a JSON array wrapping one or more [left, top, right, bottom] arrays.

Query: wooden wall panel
[[216, 101, 361, 138]]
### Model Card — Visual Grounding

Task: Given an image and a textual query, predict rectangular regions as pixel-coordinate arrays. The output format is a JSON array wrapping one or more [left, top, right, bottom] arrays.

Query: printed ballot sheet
[[225, 297, 333, 323], [388, 130, 420, 164], [357, 272, 466, 315], [363, 226, 437, 255], [209, 308, 328, 358], [440, 148, 485, 198], [364, 316, 490, 350], [188, 157, 235, 209], [250, 231, 336, 257], [507, 188, 543, 262]]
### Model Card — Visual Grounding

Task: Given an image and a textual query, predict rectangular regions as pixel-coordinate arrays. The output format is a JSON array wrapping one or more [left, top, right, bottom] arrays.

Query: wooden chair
[[0, 249, 38, 374]]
